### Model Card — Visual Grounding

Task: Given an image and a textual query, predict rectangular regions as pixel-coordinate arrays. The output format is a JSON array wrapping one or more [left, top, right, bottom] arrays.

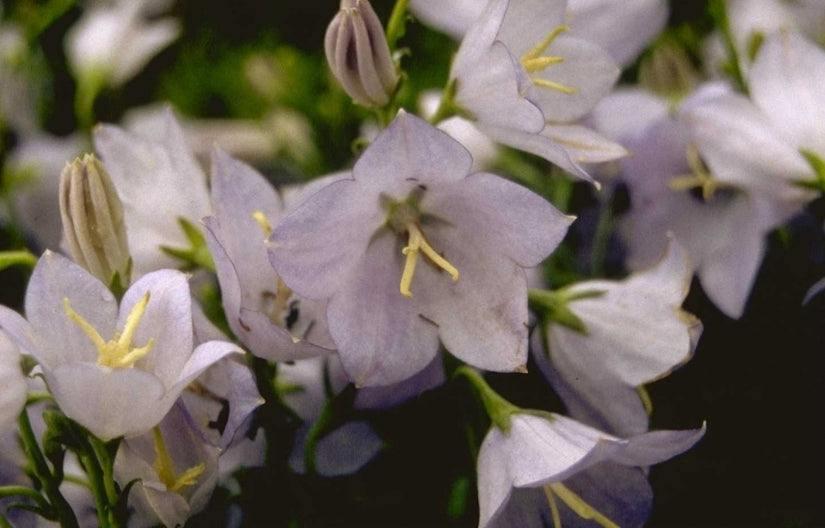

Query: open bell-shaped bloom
[[269, 112, 572, 386], [203, 149, 336, 362], [447, 0, 625, 182], [94, 108, 211, 277], [533, 238, 701, 437], [0, 252, 240, 440], [478, 412, 705, 527]]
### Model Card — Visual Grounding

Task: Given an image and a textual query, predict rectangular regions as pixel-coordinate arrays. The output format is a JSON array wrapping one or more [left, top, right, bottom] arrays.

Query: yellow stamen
[[547, 483, 620, 528], [522, 55, 565, 73], [64, 292, 155, 369], [521, 25, 570, 62], [531, 78, 579, 94], [543, 486, 563, 528], [668, 144, 719, 201], [251, 210, 273, 236], [152, 427, 206, 493], [637, 385, 653, 416], [399, 223, 459, 298]]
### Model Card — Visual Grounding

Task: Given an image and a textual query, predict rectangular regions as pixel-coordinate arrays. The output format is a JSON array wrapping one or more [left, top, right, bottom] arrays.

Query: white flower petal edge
[[0, 332, 27, 431]]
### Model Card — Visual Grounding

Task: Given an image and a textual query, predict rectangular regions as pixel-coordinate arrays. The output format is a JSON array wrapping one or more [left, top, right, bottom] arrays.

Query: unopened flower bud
[[639, 42, 698, 100], [324, 0, 398, 107], [59, 154, 131, 285]]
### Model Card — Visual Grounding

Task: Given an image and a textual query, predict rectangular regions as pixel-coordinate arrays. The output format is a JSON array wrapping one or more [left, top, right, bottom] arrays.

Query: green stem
[[303, 397, 334, 475], [18, 410, 79, 528], [454, 366, 520, 433], [589, 184, 614, 277], [0, 486, 51, 509], [709, 0, 748, 94], [88, 437, 120, 509], [385, 0, 410, 52], [79, 451, 112, 528]]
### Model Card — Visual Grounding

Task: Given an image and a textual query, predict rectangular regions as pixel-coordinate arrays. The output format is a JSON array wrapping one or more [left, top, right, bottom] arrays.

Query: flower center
[[399, 222, 459, 298], [520, 25, 578, 95], [543, 483, 619, 528], [152, 426, 206, 493], [64, 292, 154, 369], [384, 197, 459, 298], [251, 210, 302, 331], [668, 144, 734, 202]]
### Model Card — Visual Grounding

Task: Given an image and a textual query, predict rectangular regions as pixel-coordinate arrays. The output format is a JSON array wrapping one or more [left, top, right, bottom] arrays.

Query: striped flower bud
[[59, 154, 131, 285], [325, 0, 398, 107]]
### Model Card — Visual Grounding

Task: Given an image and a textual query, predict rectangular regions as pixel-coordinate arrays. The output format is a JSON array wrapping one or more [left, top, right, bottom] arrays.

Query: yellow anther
[[522, 25, 570, 62], [530, 78, 579, 94], [545, 483, 620, 528], [399, 223, 459, 298], [522, 55, 565, 73], [668, 144, 719, 201], [251, 210, 273, 237], [152, 427, 206, 493], [637, 385, 653, 416], [64, 292, 155, 369]]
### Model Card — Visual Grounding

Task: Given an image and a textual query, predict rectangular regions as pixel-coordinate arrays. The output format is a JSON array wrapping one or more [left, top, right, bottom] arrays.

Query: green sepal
[[795, 150, 825, 193], [107, 259, 132, 301], [113, 478, 140, 522], [529, 288, 605, 335], [42, 409, 91, 456], [0, 250, 37, 272], [160, 218, 216, 272], [4, 501, 55, 520]]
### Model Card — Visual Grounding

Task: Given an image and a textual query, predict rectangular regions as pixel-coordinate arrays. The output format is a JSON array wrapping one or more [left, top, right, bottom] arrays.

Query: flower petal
[[25, 251, 117, 367], [326, 232, 440, 386]]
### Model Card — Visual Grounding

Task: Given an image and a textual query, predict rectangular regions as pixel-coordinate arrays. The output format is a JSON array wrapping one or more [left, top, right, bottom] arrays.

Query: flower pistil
[[400, 222, 459, 298], [520, 25, 578, 95], [152, 426, 205, 493], [64, 292, 155, 368]]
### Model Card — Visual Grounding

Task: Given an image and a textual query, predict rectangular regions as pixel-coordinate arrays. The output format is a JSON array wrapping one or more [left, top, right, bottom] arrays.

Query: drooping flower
[[94, 108, 211, 277], [269, 112, 572, 386], [446, 0, 625, 182], [477, 412, 705, 527], [0, 251, 240, 440], [532, 238, 701, 437], [203, 149, 336, 362], [114, 402, 220, 528]]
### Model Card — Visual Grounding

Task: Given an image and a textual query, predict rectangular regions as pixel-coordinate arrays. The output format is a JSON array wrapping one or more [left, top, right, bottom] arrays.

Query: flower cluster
[[1, 0, 822, 527]]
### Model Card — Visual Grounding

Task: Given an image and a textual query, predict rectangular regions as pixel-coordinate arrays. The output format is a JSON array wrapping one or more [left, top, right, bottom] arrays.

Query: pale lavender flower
[[533, 238, 701, 437], [114, 402, 220, 528], [411, 0, 667, 66], [0, 331, 26, 432], [203, 149, 336, 362], [477, 412, 705, 527], [448, 0, 625, 182], [268, 112, 572, 386], [66, 0, 180, 87], [94, 108, 211, 277], [0, 252, 240, 440]]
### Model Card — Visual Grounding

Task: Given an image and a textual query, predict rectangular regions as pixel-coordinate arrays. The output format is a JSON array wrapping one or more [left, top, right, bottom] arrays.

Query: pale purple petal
[[750, 31, 825, 154], [414, 229, 530, 373], [326, 233, 440, 387], [527, 35, 620, 122], [452, 0, 509, 78], [0, 305, 36, 355], [47, 363, 166, 440], [567, 0, 668, 66], [454, 42, 546, 133], [557, 463, 653, 528], [172, 340, 242, 393], [0, 333, 27, 431], [268, 178, 383, 300], [123, 269, 193, 388], [497, 0, 567, 59], [353, 111, 473, 192], [613, 424, 706, 466], [424, 172, 574, 267], [314, 421, 383, 477], [25, 251, 117, 367], [354, 354, 446, 410]]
